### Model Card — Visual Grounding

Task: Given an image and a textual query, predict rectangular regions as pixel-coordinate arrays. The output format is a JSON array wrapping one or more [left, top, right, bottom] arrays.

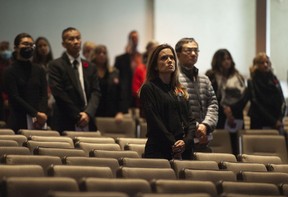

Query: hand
[[172, 140, 185, 154], [115, 112, 124, 123], [77, 112, 90, 128], [223, 106, 233, 118], [196, 124, 208, 144], [275, 120, 283, 130], [36, 112, 47, 126]]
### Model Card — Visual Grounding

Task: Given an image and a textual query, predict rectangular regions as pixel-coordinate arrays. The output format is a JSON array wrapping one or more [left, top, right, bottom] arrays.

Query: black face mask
[[20, 47, 34, 59]]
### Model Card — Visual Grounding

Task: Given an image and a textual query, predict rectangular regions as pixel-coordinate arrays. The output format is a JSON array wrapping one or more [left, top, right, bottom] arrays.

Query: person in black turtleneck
[[3, 33, 48, 132], [139, 44, 196, 160], [248, 52, 286, 131]]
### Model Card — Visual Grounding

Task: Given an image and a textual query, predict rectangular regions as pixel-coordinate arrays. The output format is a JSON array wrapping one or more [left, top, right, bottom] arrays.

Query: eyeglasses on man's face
[[19, 42, 35, 48], [182, 47, 199, 54]]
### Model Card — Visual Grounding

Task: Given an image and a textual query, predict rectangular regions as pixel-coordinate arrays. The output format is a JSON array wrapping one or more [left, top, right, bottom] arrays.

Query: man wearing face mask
[[3, 33, 48, 132]]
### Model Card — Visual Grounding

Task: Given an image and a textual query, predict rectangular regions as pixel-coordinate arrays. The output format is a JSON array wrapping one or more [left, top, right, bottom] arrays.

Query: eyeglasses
[[182, 47, 199, 54], [19, 42, 35, 48]]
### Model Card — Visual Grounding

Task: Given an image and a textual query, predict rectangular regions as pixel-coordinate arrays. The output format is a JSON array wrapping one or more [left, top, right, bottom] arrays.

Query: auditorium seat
[[0, 146, 30, 157], [47, 191, 129, 197], [219, 161, 267, 174], [73, 136, 115, 144], [237, 171, 288, 184], [0, 165, 44, 178], [24, 141, 74, 152], [47, 165, 113, 182], [267, 164, 288, 173], [29, 136, 74, 147], [237, 154, 283, 165], [208, 129, 232, 153], [62, 131, 101, 138], [0, 139, 18, 146], [216, 181, 281, 196], [115, 137, 147, 150], [79, 177, 151, 196], [151, 179, 218, 196], [0, 135, 27, 146], [193, 152, 237, 163], [75, 142, 121, 155], [138, 194, 211, 197], [0, 129, 15, 135], [170, 160, 219, 178], [90, 150, 140, 159], [18, 129, 60, 137], [119, 157, 171, 169], [96, 117, 136, 138], [34, 147, 87, 158], [63, 156, 120, 177], [124, 143, 145, 157], [2, 177, 79, 197], [2, 155, 62, 175], [179, 169, 236, 182], [239, 135, 288, 163], [116, 167, 176, 181]]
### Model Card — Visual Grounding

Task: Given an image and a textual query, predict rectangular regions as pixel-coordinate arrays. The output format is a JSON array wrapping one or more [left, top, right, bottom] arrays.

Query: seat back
[[80, 177, 151, 197], [18, 129, 60, 137], [151, 179, 217, 196], [0, 135, 27, 146], [2, 177, 78, 197], [267, 164, 288, 173], [124, 144, 145, 157], [25, 141, 74, 152], [193, 152, 237, 163], [219, 161, 267, 174], [62, 131, 101, 138], [63, 157, 119, 177], [238, 171, 288, 184], [2, 155, 62, 175], [34, 147, 87, 158], [119, 157, 171, 168], [0, 139, 18, 146], [48, 165, 113, 182], [239, 135, 288, 163], [117, 167, 176, 181], [47, 191, 129, 197], [75, 142, 121, 155], [73, 136, 115, 144], [96, 117, 136, 138], [238, 154, 283, 165], [0, 129, 15, 135], [217, 181, 280, 196], [0, 165, 44, 178], [170, 160, 219, 178], [0, 146, 30, 157], [208, 129, 232, 153], [29, 136, 74, 147], [179, 169, 236, 182], [91, 150, 140, 159], [116, 137, 147, 150]]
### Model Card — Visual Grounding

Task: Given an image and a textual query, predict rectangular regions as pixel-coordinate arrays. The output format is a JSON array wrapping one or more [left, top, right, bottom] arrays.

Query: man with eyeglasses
[[175, 38, 218, 152]]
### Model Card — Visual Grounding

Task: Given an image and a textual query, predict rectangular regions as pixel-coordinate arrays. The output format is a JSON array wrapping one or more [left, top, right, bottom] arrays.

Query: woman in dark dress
[[248, 52, 286, 131], [90, 45, 124, 121], [3, 33, 48, 132], [139, 44, 196, 160]]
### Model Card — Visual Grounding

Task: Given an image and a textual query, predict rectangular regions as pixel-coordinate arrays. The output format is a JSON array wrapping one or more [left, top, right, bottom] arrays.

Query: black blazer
[[114, 53, 133, 113], [3, 60, 48, 132], [48, 53, 101, 132]]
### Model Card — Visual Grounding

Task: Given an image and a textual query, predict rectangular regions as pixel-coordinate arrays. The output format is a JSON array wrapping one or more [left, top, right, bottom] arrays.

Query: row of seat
[[1, 176, 288, 197]]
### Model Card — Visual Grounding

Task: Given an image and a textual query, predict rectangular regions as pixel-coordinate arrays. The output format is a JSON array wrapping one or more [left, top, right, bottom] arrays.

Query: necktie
[[73, 60, 85, 103]]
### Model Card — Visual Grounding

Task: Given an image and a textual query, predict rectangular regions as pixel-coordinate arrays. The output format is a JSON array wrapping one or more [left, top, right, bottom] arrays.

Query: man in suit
[[114, 30, 141, 114], [48, 27, 101, 133]]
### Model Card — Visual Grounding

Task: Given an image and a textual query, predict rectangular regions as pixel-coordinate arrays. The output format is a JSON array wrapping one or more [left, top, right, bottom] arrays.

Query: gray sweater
[[179, 68, 218, 133]]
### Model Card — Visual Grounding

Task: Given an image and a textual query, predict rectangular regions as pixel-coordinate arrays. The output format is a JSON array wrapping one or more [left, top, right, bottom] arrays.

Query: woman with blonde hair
[[139, 44, 196, 160], [248, 52, 286, 131]]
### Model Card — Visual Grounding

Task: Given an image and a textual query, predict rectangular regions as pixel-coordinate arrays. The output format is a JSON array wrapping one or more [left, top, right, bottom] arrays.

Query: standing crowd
[[0, 27, 286, 160]]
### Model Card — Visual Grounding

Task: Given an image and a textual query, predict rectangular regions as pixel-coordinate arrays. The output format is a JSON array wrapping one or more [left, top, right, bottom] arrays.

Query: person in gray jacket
[[175, 37, 218, 152]]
